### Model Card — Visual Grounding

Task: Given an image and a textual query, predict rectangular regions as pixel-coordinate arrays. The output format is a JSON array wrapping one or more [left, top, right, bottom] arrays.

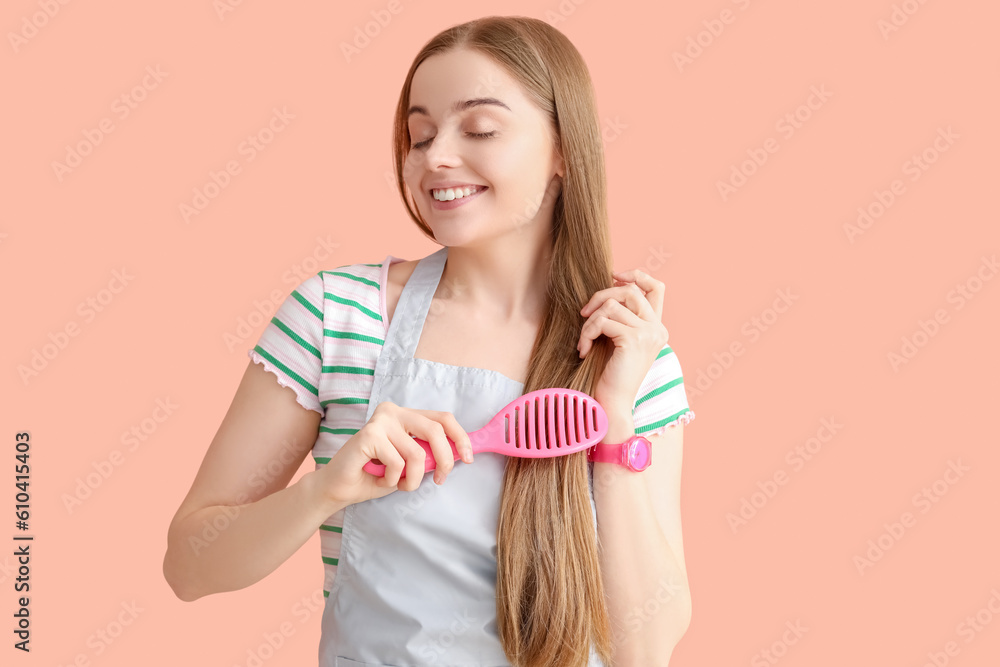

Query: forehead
[[408, 48, 524, 119]]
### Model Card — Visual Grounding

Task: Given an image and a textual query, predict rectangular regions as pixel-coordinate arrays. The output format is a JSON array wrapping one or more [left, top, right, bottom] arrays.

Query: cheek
[[402, 157, 423, 193], [499, 136, 550, 182]]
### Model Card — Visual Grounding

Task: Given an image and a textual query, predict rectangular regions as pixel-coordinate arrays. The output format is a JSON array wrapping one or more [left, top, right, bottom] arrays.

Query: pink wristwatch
[[587, 434, 652, 472]]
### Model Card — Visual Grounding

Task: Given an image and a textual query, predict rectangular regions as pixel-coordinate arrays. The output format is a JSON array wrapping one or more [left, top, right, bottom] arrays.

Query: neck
[[438, 240, 551, 326]]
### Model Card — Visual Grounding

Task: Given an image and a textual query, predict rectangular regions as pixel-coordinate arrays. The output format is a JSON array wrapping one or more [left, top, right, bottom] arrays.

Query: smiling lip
[[426, 181, 485, 191], [429, 185, 487, 210]]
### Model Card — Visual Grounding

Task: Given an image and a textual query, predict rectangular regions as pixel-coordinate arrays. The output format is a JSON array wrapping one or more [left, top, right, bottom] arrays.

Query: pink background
[[3, 1, 998, 665]]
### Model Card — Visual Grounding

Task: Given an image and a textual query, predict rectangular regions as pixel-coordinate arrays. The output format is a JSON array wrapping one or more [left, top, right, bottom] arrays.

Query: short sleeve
[[246, 273, 325, 416], [631, 344, 695, 437]]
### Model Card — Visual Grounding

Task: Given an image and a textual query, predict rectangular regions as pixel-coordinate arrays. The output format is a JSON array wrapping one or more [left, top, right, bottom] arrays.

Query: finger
[[612, 268, 664, 319], [581, 283, 655, 321], [389, 425, 429, 492], [416, 417, 456, 486], [435, 411, 474, 465], [579, 310, 635, 357], [369, 435, 405, 488], [579, 298, 646, 358]]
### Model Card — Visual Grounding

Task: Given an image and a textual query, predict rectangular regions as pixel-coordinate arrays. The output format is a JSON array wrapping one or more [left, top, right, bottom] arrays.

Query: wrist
[[601, 410, 636, 444], [302, 468, 347, 517]]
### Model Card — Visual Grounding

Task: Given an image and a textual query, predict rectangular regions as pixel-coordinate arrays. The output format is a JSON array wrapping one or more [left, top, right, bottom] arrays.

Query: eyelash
[[411, 131, 498, 150]]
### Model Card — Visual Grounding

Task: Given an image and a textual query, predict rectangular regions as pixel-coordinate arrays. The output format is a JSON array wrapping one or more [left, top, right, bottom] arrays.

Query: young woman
[[164, 16, 694, 667]]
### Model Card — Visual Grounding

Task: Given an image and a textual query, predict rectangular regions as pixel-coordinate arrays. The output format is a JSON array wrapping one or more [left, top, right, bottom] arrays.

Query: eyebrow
[[407, 97, 511, 119]]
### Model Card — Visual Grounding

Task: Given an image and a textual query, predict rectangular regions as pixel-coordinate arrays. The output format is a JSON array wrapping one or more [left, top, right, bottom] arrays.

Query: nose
[[422, 129, 462, 169]]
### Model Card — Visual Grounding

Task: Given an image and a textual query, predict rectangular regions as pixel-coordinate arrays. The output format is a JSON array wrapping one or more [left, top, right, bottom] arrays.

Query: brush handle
[[361, 436, 466, 479], [361, 388, 608, 480]]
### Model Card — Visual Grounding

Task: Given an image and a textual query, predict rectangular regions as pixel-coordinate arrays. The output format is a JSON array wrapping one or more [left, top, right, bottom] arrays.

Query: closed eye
[[412, 131, 498, 150]]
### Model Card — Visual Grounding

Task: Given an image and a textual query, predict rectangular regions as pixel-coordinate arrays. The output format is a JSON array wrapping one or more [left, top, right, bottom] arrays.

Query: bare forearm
[[593, 418, 692, 666], [164, 470, 344, 601]]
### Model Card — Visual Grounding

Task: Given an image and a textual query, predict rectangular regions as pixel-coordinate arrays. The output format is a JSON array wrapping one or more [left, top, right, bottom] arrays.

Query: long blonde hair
[[392, 16, 618, 667]]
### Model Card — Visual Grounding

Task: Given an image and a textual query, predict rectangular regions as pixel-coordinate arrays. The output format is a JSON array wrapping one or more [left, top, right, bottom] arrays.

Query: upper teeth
[[432, 185, 482, 201]]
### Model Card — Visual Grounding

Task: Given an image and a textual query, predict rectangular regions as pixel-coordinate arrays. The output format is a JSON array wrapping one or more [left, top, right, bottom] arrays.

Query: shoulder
[[308, 260, 388, 326]]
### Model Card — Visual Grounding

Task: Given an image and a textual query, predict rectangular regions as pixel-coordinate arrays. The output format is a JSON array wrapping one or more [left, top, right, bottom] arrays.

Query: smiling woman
[[163, 15, 693, 667], [378, 16, 693, 667], [399, 46, 565, 256]]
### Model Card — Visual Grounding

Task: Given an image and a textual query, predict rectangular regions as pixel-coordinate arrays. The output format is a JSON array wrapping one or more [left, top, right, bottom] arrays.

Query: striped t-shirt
[[247, 254, 695, 598]]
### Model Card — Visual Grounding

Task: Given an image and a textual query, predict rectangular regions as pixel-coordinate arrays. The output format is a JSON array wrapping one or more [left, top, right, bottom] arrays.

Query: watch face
[[627, 437, 651, 471]]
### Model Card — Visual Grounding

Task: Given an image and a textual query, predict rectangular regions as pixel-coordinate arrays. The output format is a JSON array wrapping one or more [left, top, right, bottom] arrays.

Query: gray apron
[[320, 245, 607, 667]]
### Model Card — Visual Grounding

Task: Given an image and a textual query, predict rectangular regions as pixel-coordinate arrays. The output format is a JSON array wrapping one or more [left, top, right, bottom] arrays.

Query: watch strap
[[587, 441, 626, 465], [587, 434, 652, 471]]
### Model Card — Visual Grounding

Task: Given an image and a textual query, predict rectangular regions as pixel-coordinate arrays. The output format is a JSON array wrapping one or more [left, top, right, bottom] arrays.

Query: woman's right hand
[[316, 401, 475, 507]]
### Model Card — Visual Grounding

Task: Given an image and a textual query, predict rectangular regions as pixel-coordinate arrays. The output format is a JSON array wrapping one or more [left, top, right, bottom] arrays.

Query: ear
[[552, 134, 565, 179]]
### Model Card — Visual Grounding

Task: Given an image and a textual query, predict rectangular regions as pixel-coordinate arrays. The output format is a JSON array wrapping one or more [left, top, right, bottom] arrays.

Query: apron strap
[[366, 245, 448, 420], [388, 245, 447, 360]]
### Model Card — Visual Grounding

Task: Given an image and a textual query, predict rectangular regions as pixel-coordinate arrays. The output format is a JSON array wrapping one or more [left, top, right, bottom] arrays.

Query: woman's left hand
[[577, 268, 669, 420]]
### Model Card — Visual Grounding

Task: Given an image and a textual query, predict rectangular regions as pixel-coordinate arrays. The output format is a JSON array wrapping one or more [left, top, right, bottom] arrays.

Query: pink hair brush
[[362, 388, 608, 479]]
